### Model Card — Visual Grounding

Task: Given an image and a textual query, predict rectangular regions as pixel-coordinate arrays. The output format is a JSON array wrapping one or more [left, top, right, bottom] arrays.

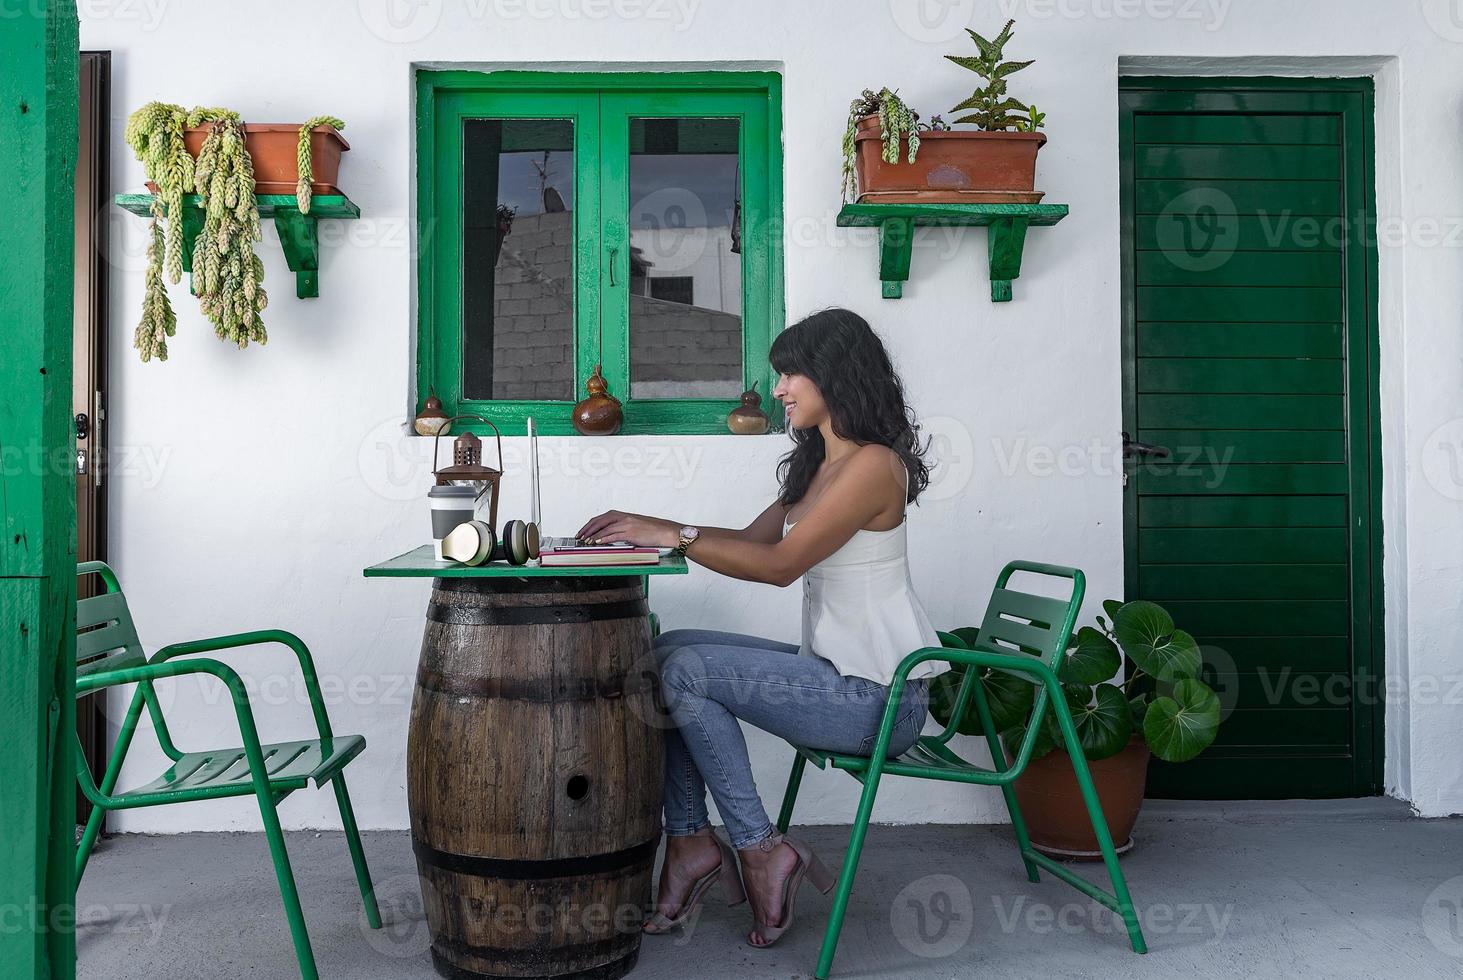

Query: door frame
[[1118, 75, 1385, 797], [75, 48, 111, 827]]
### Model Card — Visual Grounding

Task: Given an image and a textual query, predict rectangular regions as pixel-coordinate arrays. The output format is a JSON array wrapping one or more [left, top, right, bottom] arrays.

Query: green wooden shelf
[[364, 544, 689, 579], [114, 192, 361, 299], [837, 202, 1068, 302]]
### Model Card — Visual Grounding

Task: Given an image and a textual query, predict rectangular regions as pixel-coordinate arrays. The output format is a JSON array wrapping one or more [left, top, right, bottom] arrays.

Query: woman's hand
[[576, 510, 681, 549]]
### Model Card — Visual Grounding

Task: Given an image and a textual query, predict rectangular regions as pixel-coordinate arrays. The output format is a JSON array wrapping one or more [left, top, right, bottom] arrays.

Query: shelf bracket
[[878, 217, 914, 299], [179, 209, 203, 297], [840, 203, 1065, 305], [988, 216, 1031, 303], [115, 192, 358, 301], [168, 205, 325, 299], [273, 210, 321, 298]]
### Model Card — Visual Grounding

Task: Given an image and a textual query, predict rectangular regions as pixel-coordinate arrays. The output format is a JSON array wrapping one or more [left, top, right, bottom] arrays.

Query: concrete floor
[[76, 799, 1463, 979]]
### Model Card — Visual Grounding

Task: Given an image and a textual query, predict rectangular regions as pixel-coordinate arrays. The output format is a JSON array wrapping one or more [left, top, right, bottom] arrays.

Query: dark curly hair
[[769, 308, 931, 507]]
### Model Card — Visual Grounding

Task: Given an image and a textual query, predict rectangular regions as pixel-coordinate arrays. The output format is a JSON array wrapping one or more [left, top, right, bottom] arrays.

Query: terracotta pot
[[853, 114, 1045, 204], [1008, 737, 1150, 861], [145, 123, 349, 197]]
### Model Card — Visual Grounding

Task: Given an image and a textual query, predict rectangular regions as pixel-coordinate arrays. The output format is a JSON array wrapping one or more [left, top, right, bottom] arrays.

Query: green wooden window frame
[[415, 69, 784, 436]]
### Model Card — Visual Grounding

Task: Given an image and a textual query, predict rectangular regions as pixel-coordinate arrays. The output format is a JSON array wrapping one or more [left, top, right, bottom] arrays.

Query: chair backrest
[[76, 561, 147, 682], [972, 561, 1085, 671]]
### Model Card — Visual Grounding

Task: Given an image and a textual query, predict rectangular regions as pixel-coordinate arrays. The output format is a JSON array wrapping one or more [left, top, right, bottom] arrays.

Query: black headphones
[[489, 519, 541, 566]]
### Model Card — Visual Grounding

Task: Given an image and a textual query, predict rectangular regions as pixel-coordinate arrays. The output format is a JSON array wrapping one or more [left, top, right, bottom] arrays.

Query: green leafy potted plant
[[125, 103, 347, 361], [843, 19, 1048, 204], [931, 599, 1222, 859]]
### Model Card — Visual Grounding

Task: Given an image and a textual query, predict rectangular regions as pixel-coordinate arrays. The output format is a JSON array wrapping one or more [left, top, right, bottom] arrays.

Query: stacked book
[[537, 541, 666, 567]]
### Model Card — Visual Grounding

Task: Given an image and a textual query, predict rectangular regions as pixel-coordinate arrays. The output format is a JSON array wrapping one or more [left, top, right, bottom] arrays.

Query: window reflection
[[627, 117, 743, 400], [462, 118, 575, 401]]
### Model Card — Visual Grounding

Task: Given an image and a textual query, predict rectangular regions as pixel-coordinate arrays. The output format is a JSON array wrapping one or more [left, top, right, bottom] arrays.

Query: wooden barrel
[[408, 576, 664, 979]]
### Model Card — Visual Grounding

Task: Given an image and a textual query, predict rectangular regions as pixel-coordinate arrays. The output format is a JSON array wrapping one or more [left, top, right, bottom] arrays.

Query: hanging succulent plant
[[123, 101, 191, 361], [295, 115, 346, 214], [124, 102, 271, 360], [841, 87, 921, 203], [191, 111, 268, 349]]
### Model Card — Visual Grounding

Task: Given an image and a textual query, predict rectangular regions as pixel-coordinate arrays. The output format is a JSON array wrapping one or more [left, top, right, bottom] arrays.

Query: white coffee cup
[[429, 485, 477, 561]]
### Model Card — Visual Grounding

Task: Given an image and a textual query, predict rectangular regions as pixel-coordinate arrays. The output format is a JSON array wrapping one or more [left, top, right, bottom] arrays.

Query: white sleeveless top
[[784, 509, 949, 687]]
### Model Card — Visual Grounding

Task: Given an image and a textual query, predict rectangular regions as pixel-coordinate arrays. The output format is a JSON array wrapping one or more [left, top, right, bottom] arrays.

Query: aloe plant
[[929, 599, 1222, 763], [944, 18, 1039, 132]]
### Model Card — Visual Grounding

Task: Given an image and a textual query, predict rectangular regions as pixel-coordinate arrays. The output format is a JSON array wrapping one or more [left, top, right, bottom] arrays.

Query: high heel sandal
[[643, 829, 747, 934], [744, 832, 837, 948]]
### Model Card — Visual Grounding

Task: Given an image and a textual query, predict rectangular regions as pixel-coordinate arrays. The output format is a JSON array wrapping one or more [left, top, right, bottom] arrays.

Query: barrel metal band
[[430, 945, 638, 980], [413, 835, 659, 880], [427, 597, 648, 627], [414, 668, 644, 702]]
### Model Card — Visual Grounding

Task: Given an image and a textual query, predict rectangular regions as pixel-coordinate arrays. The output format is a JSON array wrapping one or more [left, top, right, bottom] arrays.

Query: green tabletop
[[364, 545, 688, 579]]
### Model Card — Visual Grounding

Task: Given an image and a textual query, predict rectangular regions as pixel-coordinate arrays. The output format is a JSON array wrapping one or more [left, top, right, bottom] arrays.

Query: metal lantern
[[432, 415, 504, 531]]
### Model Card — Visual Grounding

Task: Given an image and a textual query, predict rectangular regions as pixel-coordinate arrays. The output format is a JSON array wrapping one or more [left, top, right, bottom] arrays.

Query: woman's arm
[[577, 446, 905, 587], [574, 497, 787, 549]]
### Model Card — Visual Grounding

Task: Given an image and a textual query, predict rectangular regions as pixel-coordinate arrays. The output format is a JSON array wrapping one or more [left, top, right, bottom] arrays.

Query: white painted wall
[[80, 0, 1463, 830]]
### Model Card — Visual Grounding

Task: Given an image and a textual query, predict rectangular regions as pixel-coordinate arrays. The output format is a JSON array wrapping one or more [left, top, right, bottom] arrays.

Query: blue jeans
[[652, 628, 930, 849]]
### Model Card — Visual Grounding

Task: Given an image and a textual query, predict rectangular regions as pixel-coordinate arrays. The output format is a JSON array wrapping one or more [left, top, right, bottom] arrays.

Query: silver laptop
[[527, 417, 642, 552]]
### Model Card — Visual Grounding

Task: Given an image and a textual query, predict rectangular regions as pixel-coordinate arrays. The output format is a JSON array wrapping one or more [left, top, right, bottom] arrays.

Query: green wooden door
[[1119, 78, 1382, 799]]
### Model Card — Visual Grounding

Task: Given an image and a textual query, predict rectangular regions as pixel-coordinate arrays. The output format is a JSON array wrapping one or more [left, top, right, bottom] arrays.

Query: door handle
[[75, 412, 90, 440], [608, 247, 617, 287], [1121, 431, 1170, 459]]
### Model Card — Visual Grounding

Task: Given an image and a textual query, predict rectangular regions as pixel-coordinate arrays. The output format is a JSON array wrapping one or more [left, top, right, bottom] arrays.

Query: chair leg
[[75, 802, 107, 881], [255, 786, 320, 980], [775, 753, 807, 834], [969, 679, 1041, 883], [814, 766, 884, 980], [996, 781, 1040, 884], [332, 773, 381, 929], [1047, 693, 1147, 955], [76, 685, 149, 881]]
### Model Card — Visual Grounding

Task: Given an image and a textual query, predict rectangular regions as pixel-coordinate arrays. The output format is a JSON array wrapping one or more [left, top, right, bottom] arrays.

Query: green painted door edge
[[0, 2, 80, 977]]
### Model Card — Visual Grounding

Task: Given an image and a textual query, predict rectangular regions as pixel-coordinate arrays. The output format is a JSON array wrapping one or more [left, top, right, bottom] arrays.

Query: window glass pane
[[462, 119, 576, 401], [627, 117, 743, 400]]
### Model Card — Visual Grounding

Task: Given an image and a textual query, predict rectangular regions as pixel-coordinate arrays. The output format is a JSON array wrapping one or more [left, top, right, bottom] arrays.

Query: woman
[[576, 307, 948, 948]]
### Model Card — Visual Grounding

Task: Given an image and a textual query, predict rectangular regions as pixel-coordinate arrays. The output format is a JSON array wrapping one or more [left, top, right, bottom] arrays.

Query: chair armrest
[[862, 645, 1062, 765], [75, 658, 273, 807], [151, 629, 334, 740], [893, 645, 1060, 686]]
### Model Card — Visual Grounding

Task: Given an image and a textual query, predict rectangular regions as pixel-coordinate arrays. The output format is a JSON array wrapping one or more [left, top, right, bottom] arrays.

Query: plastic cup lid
[[429, 484, 477, 498]]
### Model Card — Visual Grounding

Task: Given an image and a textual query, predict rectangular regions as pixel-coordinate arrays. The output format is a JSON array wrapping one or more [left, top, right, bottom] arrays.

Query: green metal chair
[[775, 560, 1147, 979], [74, 561, 381, 980]]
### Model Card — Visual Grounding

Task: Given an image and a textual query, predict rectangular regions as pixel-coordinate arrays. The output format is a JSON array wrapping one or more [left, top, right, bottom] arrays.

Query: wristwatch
[[674, 525, 701, 556]]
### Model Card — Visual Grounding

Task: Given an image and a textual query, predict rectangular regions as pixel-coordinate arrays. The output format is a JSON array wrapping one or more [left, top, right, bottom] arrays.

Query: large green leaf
[[1143, 679, 1221, 762], [1065, 683, 1133, 760], [983, 669, 1038, 732], [951, 626, 981, 649], [1128, 693, 1150, 729], [928, 662, 1036, 736], [929, 633, 973, 733], [1001, 710, 1058, 762], [1060, 627, 1121, 686], [1102, 599, 1124, 622], [936, 629, 969, 650], [1113, 601, 1201, 681]]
